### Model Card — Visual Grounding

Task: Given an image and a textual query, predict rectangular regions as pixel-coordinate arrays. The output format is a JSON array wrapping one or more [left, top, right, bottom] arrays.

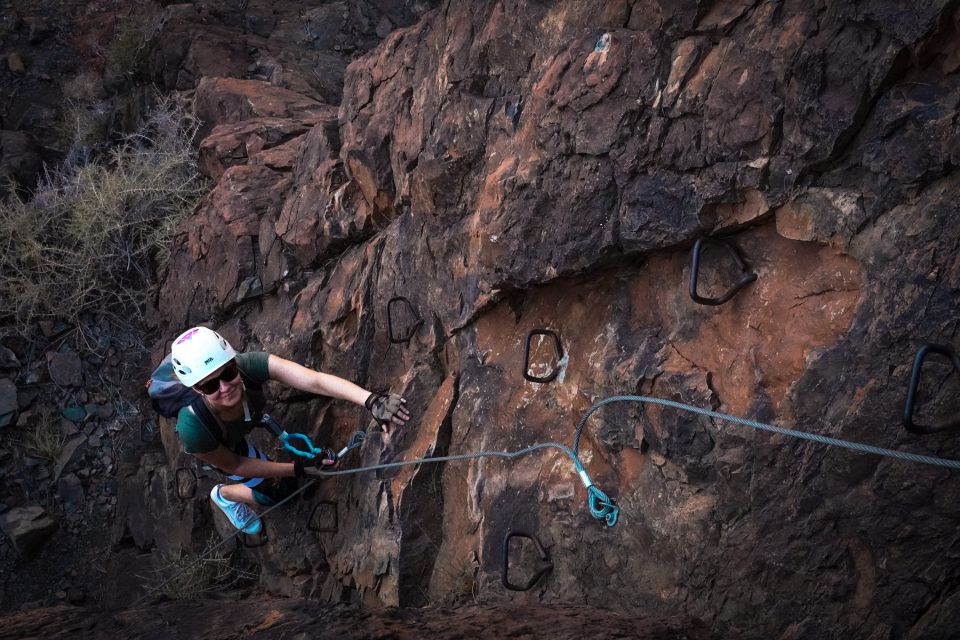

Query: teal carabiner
[[281, 432, 323, 459]]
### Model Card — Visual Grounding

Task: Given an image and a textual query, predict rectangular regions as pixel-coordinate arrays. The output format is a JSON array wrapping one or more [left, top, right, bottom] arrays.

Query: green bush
[[0, 95, 207, 339], [105, 13, 152, 82]]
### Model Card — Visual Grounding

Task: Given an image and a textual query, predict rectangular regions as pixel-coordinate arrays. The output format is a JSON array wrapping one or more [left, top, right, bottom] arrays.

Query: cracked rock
[[0, 506, 58, 557]]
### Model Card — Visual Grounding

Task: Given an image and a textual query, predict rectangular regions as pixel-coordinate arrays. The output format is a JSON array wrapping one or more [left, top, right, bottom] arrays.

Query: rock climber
[[169, 326, 410, 534]]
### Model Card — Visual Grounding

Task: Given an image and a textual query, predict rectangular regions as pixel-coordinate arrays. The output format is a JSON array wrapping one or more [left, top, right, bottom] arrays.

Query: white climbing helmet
[[170, 326, 238, 387]]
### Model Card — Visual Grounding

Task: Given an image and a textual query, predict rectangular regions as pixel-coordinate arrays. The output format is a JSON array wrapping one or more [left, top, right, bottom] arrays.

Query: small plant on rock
[[24, 409, 68, 463], [104, 13, 151, 82], [144, 542, 259, 600]]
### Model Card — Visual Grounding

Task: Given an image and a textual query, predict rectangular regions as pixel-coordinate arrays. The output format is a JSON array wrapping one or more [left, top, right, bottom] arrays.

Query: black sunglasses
[[194, 361, 241, 395]]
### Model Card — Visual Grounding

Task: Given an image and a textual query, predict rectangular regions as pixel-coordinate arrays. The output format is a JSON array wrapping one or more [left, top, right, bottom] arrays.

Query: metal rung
[[689, 237, 757, 306], [502, 530, 553, 592], [523, 330, 563, 384], [387, 296, 424, 344], [307, 500, 338, 533], [903, 344, 960, 434]]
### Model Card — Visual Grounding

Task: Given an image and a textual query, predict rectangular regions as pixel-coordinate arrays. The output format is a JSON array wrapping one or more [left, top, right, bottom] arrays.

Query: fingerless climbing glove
[[293, 450, 338, 478], [365, 392, 408, 425]]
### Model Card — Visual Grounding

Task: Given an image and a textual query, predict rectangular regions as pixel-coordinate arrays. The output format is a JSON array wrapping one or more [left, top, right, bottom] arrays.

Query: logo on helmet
[[175, 328, 200, 344], [203, 357, 214, 365]]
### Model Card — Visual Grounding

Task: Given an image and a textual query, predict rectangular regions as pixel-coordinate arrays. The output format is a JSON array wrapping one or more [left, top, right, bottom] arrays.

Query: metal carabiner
[[523, 329, 563, 384], [689, 237, 758, 306], [502, 530, 553, 592], [903, 344, 960, 434], [387, 296, 424, 344]]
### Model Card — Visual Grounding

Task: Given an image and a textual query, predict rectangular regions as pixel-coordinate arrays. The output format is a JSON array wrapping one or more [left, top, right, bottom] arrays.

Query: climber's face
[[194, 360, 242, 406]]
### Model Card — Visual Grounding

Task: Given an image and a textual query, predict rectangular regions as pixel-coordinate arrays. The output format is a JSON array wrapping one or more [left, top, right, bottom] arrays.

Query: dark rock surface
[[0, 600, 718, 640], [0, 506, 57, 557]]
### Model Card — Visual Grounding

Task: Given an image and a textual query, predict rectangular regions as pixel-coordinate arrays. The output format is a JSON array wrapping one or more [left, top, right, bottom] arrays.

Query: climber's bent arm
[[194, 446, 296, 478], [267, 354, 371, 407]]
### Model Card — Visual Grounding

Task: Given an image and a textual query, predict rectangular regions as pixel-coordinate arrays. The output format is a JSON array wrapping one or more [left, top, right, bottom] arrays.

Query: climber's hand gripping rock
[[365, 393, 411, 434]]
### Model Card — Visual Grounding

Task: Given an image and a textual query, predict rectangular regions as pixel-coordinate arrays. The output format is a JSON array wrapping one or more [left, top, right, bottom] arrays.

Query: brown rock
[[0, 130, 42, 191], [0, 379, 16, 416], [149, 2, 960, 637], [0, 506, 57, 557], [23, 16, 49, 43], [193, 77, 328, 139], [198, 113, 332, 180], [46, 350, 82, 387], [7, 52, 25, 73], [0, 345, 19, 368]]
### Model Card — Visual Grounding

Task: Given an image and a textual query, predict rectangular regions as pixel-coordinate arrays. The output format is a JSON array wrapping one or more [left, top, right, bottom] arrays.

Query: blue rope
[[572, 395, 960, 470], [308, 441, 620, 527], [297, 394, 960, 534], [142, 394, 960, 605]]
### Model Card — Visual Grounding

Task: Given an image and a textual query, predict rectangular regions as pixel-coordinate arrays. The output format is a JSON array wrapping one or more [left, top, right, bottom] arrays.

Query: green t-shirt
[[175, 352, 271, 454]]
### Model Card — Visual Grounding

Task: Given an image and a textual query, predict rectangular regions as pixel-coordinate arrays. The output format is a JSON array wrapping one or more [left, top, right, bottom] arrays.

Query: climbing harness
[[689, 237, 758, 306], [502, 530, 553, 592], [387, 296, 423, 344], [573, 395, 960, 470], [903, 344, 960, 434], [524, 329, 564, 384]]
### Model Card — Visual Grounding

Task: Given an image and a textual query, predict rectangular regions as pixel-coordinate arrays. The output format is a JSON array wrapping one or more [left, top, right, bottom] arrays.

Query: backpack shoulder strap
[[188, 396, 228, 448]]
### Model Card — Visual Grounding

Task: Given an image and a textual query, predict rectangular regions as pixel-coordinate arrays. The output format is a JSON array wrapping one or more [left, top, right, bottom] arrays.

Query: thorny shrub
[[24, 408, 68, 463], [144, 542, 259, 600], [0, 95, 207, 340]]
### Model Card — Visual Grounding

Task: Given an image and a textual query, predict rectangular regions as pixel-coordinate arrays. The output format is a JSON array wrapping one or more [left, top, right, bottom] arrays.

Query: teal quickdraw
[[281, 430, 366, 461]]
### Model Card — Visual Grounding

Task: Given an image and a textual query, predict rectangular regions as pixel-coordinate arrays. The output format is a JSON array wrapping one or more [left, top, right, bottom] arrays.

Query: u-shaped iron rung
[[501, 530, 553, 592], [387, 296, 424, 344], [307, 500, 339, 533], [175, 467, 197, 500], [241, 522, 268, 548], [689, 238, 758, 306], [524, 330, 563, 383], [903, 344, 960, 434]]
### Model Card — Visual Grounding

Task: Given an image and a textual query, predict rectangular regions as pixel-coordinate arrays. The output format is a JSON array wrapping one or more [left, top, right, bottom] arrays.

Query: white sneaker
[[210, 484, 262, 534]]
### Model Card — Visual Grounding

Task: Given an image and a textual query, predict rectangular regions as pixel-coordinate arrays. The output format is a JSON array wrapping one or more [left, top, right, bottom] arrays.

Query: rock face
[[0, 506, 57, 557], [0, 600, 717, 640], [0, 131, 41, 191], [148, 1, 960, 638]]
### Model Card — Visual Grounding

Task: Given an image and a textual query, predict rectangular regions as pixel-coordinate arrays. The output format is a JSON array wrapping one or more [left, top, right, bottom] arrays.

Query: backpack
[[146, 354, 198, 418], [145, 353, 268, 447]]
